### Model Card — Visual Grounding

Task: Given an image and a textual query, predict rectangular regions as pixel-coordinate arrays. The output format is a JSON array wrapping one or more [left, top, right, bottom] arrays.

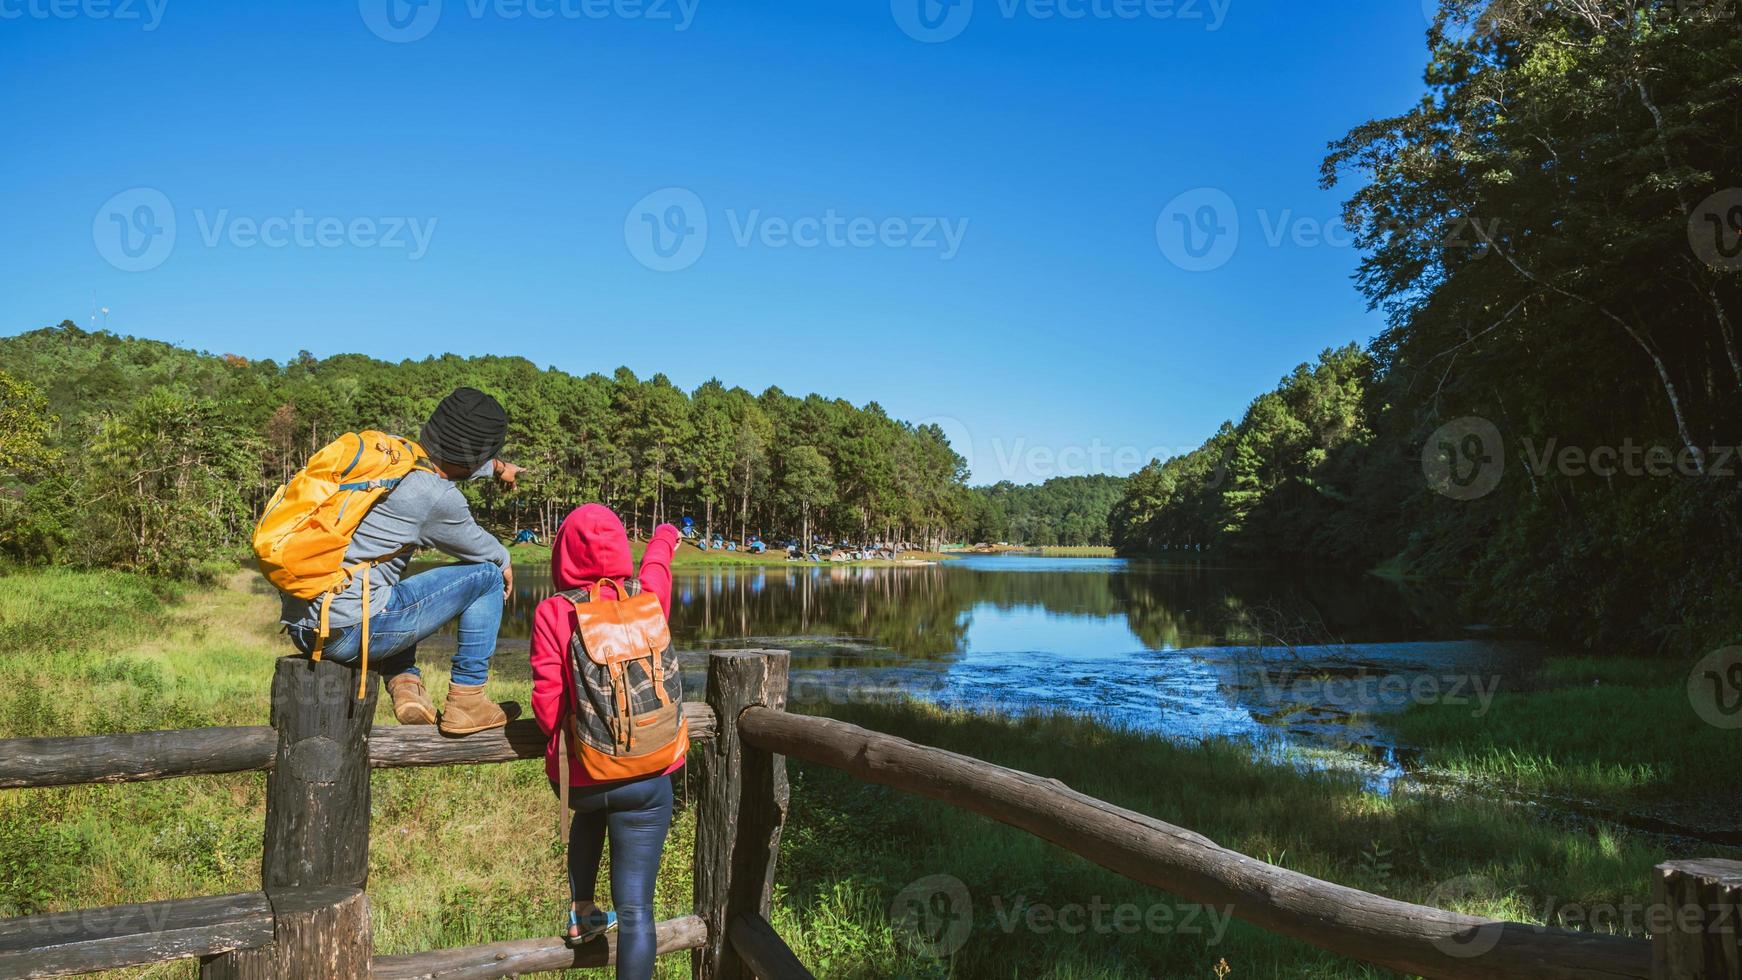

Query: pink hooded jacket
[[530, 504, 682, 786]]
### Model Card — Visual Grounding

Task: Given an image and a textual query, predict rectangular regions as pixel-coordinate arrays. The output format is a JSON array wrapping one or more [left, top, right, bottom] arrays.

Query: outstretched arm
[[638, 524, 681, 617]]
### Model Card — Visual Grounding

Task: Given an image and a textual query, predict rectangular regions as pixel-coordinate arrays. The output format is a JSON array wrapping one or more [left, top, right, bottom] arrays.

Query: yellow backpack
[[252, 431, 434, 697]]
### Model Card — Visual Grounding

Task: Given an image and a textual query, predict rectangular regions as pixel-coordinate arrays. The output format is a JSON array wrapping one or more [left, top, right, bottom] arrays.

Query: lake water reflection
[[424, 554, 1525, 775]]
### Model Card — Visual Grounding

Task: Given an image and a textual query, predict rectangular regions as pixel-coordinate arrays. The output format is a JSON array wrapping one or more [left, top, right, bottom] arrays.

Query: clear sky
[[1, 0, 1436, 484]]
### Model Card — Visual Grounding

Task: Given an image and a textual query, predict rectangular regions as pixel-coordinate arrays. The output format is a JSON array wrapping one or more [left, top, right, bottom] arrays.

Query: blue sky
[[0, 0, 1435, 483]]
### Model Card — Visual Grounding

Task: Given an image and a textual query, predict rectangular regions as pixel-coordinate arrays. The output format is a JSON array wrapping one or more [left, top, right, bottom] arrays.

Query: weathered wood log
[[727, 913, 814, 980], [199, 886, 371, 980], [0, 704, 718, 790], [0, 892, 273, 978], [369, 704, 717, 769], [693, 650, 790, 980], [261, 656, 376, 892], [1653, 859, 1742, 980], [372, 914, 707, 980], [738, 708, 1655, 980], [728, 653, 790, 930], [0, 727, 277, 788]]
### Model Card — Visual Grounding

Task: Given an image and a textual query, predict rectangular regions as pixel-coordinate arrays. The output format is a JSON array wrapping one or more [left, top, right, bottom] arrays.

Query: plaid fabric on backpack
[[556, 577, 687, 827]]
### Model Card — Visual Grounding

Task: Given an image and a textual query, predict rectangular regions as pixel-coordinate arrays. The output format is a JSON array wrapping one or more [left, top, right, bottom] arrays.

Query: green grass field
[[1392, 655, 1740, 804], [0, 569, 1729, 978]]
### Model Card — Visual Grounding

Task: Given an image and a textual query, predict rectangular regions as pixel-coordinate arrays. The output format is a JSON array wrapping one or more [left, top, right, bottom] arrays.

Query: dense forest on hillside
[[967, 475, 1127, 546], [0, 323, 979, 573], [1113, 1, 1742, 656]]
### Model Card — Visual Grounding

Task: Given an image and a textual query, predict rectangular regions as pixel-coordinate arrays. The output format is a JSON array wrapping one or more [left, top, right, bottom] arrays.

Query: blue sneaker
[[565, 906, 618, 948]]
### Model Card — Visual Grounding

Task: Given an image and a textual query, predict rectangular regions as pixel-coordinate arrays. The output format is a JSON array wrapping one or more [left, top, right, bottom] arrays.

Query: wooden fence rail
[[0, 707, 718, 790], [738, 706, 1663, 980], [0, 649, 1735, 979]]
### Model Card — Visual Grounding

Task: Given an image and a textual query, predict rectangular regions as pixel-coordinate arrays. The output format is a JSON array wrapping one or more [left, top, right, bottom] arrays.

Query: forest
[[1112, 1, 1742, 657], [966, 475, 1127, 547], [0, 323, 981, 572]]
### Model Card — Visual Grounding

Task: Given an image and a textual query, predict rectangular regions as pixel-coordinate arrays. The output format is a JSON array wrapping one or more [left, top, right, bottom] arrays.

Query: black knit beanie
[[420, 388, 507, 469]]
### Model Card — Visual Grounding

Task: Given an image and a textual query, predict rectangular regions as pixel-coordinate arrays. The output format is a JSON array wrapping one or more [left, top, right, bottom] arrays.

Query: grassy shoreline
[[0, 568, 1730, 978]]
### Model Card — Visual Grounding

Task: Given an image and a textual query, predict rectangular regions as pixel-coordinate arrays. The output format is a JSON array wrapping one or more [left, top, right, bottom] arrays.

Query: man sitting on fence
[[270, 387, 520, 734]]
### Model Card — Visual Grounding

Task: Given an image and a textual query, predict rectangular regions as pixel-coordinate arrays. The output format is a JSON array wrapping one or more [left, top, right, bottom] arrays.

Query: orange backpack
[[556, 577, 688, 836], [252, 431, 434, 697]]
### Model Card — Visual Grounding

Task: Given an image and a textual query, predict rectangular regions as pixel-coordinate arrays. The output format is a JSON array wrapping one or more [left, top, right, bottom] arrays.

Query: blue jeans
[[288, 562, 505, 686], [562, 773, 675, 980]]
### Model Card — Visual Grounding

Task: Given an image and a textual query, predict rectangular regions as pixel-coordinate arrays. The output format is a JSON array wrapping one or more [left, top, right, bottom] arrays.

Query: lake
[[425, 554, 1527, 786]]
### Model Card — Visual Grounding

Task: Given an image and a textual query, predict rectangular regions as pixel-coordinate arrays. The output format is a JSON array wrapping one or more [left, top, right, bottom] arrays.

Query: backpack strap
[[557, 722, 571, 843], [310, 543, 417, 700]]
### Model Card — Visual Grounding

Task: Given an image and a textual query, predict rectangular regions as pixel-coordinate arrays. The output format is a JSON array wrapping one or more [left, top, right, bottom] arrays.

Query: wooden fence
[[0, 650, 1736, 979]]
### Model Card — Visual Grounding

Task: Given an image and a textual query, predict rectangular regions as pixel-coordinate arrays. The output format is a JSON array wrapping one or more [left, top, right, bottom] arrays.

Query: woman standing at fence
[[530, 505, 684, 979]]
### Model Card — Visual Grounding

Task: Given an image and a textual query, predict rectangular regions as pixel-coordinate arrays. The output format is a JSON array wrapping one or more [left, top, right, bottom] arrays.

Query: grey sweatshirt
[[279, 469, 510, 630]]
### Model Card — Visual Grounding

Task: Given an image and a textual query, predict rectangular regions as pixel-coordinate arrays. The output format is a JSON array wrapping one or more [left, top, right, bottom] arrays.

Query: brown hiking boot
[[387, 674, 437, 726], [439, 682, 508, 735]]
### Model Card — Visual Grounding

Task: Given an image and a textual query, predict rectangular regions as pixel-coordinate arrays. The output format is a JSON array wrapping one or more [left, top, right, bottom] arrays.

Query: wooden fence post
[[200, 886, 371, 980], [261, 655, 378, 891], [201, 656, 377, 979], [692, 650, 792, 980], [1653, 859, 1742, 980]]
